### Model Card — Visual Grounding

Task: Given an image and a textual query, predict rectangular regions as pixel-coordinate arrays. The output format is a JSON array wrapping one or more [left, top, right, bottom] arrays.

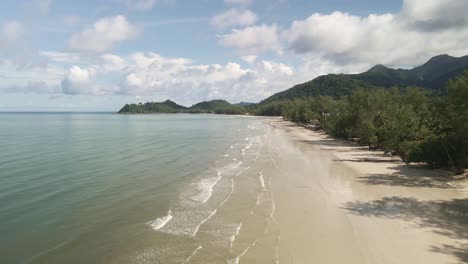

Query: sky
[[0, 0, 467, 111]]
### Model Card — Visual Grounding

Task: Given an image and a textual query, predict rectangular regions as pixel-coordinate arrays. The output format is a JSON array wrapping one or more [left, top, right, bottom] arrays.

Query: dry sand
[[267, 119, 468, 264]]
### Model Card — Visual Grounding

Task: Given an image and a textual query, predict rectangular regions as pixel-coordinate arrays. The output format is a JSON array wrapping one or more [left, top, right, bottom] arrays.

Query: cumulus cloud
[[115, 53, 296, 104], [218, 24, 281, 55], [68, 15, 138, 53], [402, 0, 468, 31], [283, 3, 468, 67], [241, 55, 257, 64], [61, 66, 100, 95], [217, 0, 468, 67], [37, 52, 294, 104], [211, 8, 257, 30]]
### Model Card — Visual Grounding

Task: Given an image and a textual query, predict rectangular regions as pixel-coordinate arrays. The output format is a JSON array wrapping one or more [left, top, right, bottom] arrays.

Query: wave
[[147, 210, 173, 230], [191, 173, 222, 203], [192, 208, 218, 236], [229, 222, 243, 252], [183, 245, 202, 263], [259, 171, 265, 190], [227, 239, 257, 264]]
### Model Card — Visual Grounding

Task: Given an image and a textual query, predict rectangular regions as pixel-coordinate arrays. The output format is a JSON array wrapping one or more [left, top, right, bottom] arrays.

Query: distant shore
[[269, 119, 468, 264]]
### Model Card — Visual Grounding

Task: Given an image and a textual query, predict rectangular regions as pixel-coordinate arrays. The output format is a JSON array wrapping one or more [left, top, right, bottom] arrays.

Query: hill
[[118, 100, 187, 113], [118, 99, 246, 115], [260, 54, 468, 104], [260, 74, 376, 104], [353, 54, 468, 90], [189, 100, 245, 114]]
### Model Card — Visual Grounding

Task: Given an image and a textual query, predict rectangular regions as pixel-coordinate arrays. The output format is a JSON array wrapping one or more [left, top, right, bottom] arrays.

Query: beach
[[267, 118, 468, 264], [1, 113, 467, 264]]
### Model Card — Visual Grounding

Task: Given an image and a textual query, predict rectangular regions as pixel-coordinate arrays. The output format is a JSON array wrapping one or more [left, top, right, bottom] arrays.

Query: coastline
[[267, 119, 468, 264]]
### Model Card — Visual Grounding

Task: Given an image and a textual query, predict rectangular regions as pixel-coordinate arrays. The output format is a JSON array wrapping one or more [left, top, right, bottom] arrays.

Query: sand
[[267, 119, 468, 264]]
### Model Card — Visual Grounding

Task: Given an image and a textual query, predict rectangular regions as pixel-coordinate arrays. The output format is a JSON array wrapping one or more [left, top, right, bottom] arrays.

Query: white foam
[[256, 193, 262, 205], [192, 208, 217, 236], [147, 210, 173, 230], [229, 222, 243, 251], [230, 145, 234, 149], [269, 178, 277, 223], [183, 245, 202, 263], [274, 236, 281, 264], [191, 173, 222, 203], [228, 239, 257, 264], [259, 172, 265, 190]]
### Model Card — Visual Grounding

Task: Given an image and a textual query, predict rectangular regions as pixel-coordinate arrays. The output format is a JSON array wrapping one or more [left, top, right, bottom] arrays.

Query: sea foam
[[191, 173, 222, 203], [147, 210, 173, 230]]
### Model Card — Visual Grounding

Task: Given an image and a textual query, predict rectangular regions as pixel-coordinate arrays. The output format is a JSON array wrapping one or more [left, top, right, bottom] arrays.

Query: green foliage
[[260, 74, 375, 104], [118, 99, 246, 115], [118, 100, 186, 113], [258, 73, 467, 174], [409, 71, 468, 174]]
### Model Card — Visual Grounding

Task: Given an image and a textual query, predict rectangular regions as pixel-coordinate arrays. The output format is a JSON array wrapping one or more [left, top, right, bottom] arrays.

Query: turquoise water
[[0, 113, 278, 263]]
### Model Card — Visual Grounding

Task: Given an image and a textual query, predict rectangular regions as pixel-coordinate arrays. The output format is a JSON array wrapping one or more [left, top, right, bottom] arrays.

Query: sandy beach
[[266, 118, 468, 264]]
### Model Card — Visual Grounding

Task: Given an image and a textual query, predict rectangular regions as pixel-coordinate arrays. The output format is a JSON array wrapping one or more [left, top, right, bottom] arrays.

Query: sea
[[0, 113, 280, 264]]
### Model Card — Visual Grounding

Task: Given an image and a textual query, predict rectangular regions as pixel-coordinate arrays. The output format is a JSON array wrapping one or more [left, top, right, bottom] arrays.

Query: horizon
[[1, 0, 467, 111]]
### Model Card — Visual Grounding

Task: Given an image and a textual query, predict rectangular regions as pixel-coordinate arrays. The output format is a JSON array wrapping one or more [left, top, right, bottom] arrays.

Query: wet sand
[[268, 119, 468, 264]]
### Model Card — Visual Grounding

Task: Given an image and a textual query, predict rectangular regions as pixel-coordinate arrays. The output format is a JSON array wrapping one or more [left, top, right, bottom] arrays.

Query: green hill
[[260, 74, 376, 104], [118, 99, 246, 115], [189, 100, 245, 114], [118, 100, 187, 113], [353, 54, 468, 90], [260, 54, 468, 104]]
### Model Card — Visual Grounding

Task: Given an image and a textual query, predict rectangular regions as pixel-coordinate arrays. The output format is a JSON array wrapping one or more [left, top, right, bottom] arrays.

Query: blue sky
[[0, 0, 466, 111]]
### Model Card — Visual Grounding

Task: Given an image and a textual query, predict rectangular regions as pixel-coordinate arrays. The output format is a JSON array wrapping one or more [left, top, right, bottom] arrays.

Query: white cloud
[[224, 0, 252, 6], [241, 55, 257, 64], [0, 58, 65, 94], [61, 66, 97, 94], [114, 53, 296, 104], [124, 0, 157, 11], [402, 0, 468, 30], [2, 21, 24, 41], [218, 24, 281, 55], [275, 0, 468, 69], [68, 15, 138, 53], [211, 8, 257, 30]]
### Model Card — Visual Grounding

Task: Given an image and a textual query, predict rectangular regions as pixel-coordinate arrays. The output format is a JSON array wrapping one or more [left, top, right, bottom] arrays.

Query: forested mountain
[[260, 54, 468, 104], [353, 54, 468, 90], [260, 75, 375, 104]]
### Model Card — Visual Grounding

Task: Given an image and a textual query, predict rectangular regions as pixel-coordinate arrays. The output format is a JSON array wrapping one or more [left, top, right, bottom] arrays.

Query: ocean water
[[0, 113, 279, 264]]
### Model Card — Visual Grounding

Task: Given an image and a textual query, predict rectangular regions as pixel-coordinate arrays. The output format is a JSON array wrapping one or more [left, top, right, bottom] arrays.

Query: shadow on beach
[[342, 197, 468, 263]]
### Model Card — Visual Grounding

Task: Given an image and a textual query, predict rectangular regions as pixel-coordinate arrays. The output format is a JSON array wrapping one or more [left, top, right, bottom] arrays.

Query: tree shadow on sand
[[343, 197, 468, 262], [355, 164, 459, 189]]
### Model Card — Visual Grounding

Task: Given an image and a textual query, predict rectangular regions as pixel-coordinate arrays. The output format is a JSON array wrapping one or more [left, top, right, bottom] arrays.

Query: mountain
[[260, 74, 376, 104], [118, 100, 187, 113], [353, 54, 468, 90], [260, 54, 468, 104]]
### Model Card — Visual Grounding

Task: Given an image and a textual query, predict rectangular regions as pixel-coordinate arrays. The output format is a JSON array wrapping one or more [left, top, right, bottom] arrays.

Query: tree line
[[253, 71, 468, 174]]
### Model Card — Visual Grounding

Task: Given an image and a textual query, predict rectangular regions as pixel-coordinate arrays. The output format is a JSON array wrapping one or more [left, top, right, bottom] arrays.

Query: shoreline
[[268, 119, 468, 264]]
